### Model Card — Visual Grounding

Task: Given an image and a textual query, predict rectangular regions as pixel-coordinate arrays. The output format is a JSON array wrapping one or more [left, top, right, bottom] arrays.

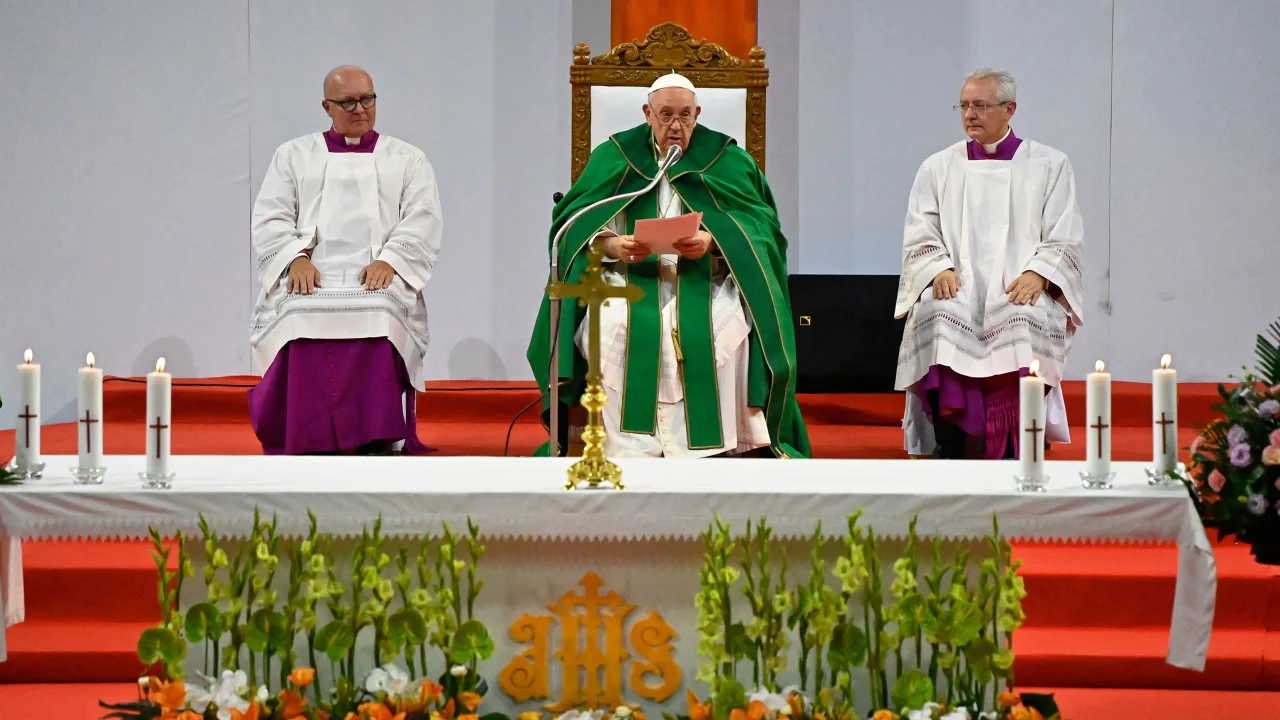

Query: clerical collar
[[324, 128, 379, 154], [966, 127, 1021, 161]]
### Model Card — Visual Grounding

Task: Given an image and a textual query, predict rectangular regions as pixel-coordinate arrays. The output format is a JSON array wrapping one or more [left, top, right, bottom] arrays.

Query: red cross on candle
[[150, 416, 169, 458], [1024, 419, 1043, 462], [1155, 412, 1174, 454], [18, 405, 37, 449], [79, 410, 98, 453], [1091, 416, 1109, 458]]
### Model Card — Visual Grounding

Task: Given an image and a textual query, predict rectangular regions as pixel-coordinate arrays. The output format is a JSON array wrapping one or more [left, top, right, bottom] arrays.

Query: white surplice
[[574, 172, 770, 458], [894, 138, 1084, 455], [250, 133, 442, 389]]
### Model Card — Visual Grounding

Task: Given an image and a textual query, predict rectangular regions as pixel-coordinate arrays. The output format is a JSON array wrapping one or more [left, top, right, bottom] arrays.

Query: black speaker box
[[787, 274, 906, 393]]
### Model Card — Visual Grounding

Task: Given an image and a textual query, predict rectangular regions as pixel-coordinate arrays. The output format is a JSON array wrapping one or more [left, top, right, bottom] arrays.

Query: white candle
[[77, 352, 104, 469], [16, 349, 41, 468], [1153, 353, 1178, 473], [1019, 360, 1047, 482], [146, 357, 172, 476], [1086, 360, 1112, 477]]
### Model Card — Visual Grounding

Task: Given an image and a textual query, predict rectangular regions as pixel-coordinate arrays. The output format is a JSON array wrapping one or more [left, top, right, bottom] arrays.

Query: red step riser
[[0, 652, 146, 685], [22, 568, 165, 623], [1014, 655, 1267, 692], [1019, 574, 1273, 629]]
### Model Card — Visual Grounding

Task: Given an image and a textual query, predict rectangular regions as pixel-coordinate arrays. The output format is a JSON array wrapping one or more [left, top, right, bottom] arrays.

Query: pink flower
[[1190, 436, 1205, 456], [1208, 469, 1227, 492], [1264, 445, 1280, 466], [1271, 429, 1280, 447]]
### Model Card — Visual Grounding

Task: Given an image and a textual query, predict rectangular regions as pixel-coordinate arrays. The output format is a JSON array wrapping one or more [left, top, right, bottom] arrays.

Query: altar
[[0, 456, 1215, 715]]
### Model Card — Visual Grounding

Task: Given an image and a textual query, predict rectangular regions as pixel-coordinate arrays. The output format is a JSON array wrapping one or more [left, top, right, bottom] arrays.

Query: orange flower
[[153, 679, 186, 712], [871, 712, 897, 720], [458, 715, 480, 720], [357, 703, 395, 720], [787, 694, 804, 720], [686, 690, 712, 720], [177, 712, 203, 720], [519, 713, 544, 720], [290, 667, 317, 688], [728, 709, 747, 720], [1010, 709, 1031, 720], [440, 698, 457, 720], [458, 692, 483, 712], [279, 689, 309, 719], [998, 691, 1020, 709], [231, 704, 261, 720], [634, 713, 648, 720], [746, 700, 769, 720], [422, 680, 445, 704], [1029, 710, 1046, 720]]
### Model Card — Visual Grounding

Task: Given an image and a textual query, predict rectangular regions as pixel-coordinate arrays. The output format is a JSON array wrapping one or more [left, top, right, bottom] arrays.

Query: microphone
[[661, 144, 682, 170]]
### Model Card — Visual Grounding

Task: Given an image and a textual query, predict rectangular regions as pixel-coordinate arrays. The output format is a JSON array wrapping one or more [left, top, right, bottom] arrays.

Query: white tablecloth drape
[[0, 456, 1214, 671]]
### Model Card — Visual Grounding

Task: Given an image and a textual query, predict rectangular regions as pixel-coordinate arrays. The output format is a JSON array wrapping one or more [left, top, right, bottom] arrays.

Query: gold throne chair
[[568, 22, 769, 184]]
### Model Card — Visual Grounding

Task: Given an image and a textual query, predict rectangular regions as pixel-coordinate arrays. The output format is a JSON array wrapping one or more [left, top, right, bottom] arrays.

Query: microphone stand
[[547, 145, 682, 456]]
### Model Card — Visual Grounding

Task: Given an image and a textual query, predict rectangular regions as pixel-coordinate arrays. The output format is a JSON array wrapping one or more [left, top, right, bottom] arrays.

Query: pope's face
[[643, 88, 700, 156], [959, 77, 1015, 145], [324, 72, 377, 138]]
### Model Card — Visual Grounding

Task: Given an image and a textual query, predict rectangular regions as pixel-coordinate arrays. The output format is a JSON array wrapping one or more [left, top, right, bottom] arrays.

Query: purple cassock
[[913, 129, 1028, 459], [247, 128, 431, 455]]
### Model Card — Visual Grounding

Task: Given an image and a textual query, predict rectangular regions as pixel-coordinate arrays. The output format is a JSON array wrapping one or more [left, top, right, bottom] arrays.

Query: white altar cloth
[[0, 456, 1214, 672]]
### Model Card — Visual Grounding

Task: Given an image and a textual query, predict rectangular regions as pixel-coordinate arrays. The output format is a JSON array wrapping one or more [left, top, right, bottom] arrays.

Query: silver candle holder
[[139, 471, 175, 490], [1145, 463, 1189, 489], [70, 465, 107, 485]]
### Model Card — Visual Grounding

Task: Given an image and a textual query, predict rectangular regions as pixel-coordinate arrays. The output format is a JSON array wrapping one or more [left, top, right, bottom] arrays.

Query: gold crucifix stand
[[547, 242, 644, 490]]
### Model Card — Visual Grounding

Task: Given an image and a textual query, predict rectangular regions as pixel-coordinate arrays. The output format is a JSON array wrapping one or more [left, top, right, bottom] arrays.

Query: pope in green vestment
[[527, 75, 809, 458]]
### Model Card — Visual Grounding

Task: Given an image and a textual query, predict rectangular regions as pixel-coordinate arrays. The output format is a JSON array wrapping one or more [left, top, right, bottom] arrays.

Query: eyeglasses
[[953, 101, 1009, 113], [327, 94, 377, 112], [656, 111, 695, 126]]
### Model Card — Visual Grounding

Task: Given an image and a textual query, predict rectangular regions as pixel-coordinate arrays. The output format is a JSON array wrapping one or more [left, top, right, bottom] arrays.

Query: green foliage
[[138, 510, 495, 718], [694, 513, 1025, 718]]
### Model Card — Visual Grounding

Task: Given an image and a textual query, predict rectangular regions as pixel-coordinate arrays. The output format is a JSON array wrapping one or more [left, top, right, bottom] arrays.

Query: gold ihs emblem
[[499, 572, 681, 710]]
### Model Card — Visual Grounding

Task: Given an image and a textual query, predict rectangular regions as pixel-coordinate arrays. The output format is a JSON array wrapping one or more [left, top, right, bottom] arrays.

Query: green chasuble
[[526, 123, 811, 458]]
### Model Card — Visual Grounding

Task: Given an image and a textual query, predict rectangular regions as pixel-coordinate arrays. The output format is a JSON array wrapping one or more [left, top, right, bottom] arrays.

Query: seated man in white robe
[[248, 65, 442, 455], [895, 67, 1084, 459]]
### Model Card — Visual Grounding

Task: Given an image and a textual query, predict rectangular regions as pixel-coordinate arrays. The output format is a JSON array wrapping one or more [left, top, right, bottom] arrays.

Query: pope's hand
[[360, 260, 396, 291], [1006, 270, 1047, 305], [932, 268, 960, 300], [600, 233, 651, 264], [673, 230, 714, 260], [287, 256, 322, 295]]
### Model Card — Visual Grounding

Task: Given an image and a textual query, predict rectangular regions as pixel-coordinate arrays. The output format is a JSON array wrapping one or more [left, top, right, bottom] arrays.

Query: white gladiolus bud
[[450, 665, 468, 677]]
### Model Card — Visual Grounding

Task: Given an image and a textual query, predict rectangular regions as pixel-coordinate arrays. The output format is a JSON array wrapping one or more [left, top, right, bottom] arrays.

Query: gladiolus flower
[[728, 709, 748, 720], [230, 704, 261, 720], [787, 693, 804, 720], [290, 668, 316, 687], [872, 712, 899, 720], [998, 691, 1020, 709], [746, 701, 769, 720], [450, 665, 469, 677]]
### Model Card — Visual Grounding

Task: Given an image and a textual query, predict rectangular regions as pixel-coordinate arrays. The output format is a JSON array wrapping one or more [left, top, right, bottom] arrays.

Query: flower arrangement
[[1187, 317, 1280, 564], [676, 513, 1061, 720], [101, 511, 505, 720]]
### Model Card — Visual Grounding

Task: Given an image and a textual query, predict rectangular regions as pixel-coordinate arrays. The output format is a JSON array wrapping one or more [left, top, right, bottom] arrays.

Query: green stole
[[528, 122, 812, 458]]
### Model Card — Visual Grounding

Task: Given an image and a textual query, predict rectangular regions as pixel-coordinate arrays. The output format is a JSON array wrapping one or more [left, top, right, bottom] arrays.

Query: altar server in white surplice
[[895, 68, 1084, 460], [249, 65, 441, 456]]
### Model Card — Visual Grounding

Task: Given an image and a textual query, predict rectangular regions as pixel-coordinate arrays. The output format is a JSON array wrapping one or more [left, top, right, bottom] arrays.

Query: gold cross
[[548, 241, 645, 489]]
